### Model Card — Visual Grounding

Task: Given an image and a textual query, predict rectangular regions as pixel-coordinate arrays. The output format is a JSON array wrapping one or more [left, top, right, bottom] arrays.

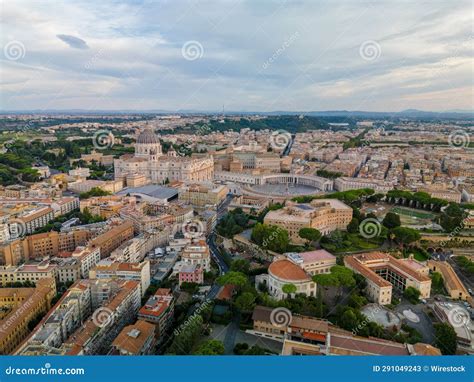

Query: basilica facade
[[114, 127, 214, 185]]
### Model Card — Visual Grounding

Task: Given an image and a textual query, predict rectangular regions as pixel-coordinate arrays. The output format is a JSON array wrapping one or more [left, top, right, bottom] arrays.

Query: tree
[[331, 265, 356, 288], [233, 343, 249, 355], [392, 226, 421, 246], [167, 315, 203, 355], [313, 265, 355, 298], [282, 283, 297, 297], [244, 345, 267, 355], [180, 282, 200, 294], [251, 223, 289, 253], [298, 227, 322, 244], [348, 293, 367, 309], [347, 218, 359, 234], [439, 203, 466, 233], [403, 286, 421, 304], [312, 272, 340, 287], [79, 187, 111, 199], [216, 271, 248, 289], [431, 272, 444, 291], [339, 308, 359, 332], [382, 212, 401, 229], [193, 340, 225, 355], [230, 259, 250, 274], [434, 323, 457, 355], [234, 292, 256, 312]]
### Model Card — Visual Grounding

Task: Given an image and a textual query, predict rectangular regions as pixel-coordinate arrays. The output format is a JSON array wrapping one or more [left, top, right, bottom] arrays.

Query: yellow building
[[428, 260, 471, 302], [0, 278, 56, 354], [0, 229, 91, 266], [178, 183, 228, 208], [264, 199, 352, 244], [345, 252, 431, 305]]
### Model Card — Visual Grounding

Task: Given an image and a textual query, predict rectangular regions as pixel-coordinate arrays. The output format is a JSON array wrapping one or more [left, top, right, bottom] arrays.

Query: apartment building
[[345, 252, 431, 305], [80, 195, 137, 219], [71, 246, 101, 279], [0, 278, 56, 354], [112, 320, 156, 355], [50, 197, 80, 217], [68, 179, 123, 194], [264, 199, 352, 243], [0, 262, 58, 287], [17, 207, 54, 235], [138, 288, 175, 339], [0, 229, 91, 266], [64, 280, 141, 355], [89, 260, 150, 297], [89, 221, 134, 258], [180, 239, 211, 272], [178, 264, 203, 286], [178, 183, 228, 208], [418, 186, 462, 203], [16, 280, 93, 355]]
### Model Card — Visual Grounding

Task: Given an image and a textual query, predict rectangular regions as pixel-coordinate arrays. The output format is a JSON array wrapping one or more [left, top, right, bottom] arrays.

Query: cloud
[[56, 34, 89, 50], [0, 0, 472, 112]]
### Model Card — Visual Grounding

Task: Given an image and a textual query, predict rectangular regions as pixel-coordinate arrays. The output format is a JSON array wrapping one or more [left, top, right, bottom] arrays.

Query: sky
[[1, 0, 473, 112]]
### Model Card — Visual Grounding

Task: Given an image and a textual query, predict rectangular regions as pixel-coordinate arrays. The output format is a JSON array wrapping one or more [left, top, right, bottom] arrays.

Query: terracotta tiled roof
[[344, 256, 391, 287], [112, 320, 155, 355], [330, 334, 409, 355], [411, 343, 442, 356], [268, 260, 310, 281]]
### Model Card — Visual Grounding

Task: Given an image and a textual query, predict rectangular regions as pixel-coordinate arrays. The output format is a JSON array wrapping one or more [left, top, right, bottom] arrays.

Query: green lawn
[[390, 206, 436, 220]]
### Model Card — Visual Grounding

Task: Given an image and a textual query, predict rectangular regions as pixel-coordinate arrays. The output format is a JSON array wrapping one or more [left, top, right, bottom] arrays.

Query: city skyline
[[1, 0, 473, 112]]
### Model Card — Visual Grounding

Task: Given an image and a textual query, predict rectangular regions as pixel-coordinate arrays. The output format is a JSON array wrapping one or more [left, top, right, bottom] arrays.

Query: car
[[421, 299, 427, 304]]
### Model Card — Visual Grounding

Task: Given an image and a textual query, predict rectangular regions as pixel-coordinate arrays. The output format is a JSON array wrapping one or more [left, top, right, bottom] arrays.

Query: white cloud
[[0, 0, 472, 111]]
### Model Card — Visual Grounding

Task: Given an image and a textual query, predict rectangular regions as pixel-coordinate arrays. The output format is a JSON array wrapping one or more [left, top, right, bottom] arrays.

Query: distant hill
[[1, 109, 473, 120]]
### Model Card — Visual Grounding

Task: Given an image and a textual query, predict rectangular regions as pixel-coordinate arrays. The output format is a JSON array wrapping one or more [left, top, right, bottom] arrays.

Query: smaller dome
[[137, 127, 160, 145], [268, 259, 309, 281]]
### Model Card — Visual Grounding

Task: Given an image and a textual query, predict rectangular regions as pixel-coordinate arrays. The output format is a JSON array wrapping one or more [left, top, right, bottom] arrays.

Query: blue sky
[[1, 0, 472, 112]]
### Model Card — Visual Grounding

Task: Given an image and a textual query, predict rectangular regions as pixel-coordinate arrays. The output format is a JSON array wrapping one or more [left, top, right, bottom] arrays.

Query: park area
[[389, 206, 437, 226]]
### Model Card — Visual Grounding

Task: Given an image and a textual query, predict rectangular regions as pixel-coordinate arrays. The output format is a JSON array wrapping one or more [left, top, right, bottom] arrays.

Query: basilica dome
[[137, 127, 160, 145]]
